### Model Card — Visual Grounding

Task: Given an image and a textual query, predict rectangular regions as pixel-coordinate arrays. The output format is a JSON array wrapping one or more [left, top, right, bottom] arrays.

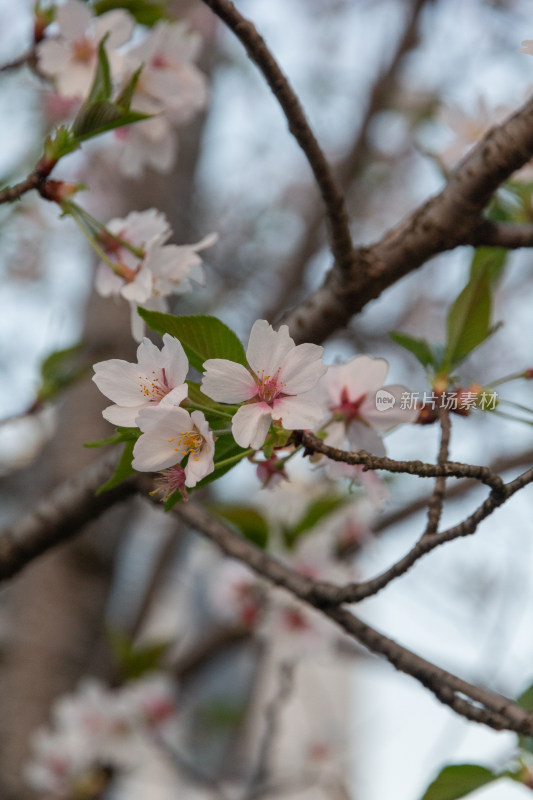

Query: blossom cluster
[[37, 0, 208, 176], [25, 673, 177, 797], [94, 208, 216, 340], [93, 319, 417, 502]]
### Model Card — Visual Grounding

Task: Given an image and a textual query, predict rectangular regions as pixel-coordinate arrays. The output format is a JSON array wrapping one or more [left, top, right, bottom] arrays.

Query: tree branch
[[297, 430, 506, 493], [168, 497, 533, 737], [0, 451, 137, 582], [466, 219, 533, 249], [283, 94, 533, 343], [422, 410, 451, 537], [200, 0, 354, 273]]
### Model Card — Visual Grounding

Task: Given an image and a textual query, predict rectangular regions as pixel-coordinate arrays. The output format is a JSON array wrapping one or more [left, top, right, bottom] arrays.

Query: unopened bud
[[39, 180, 81, 204]]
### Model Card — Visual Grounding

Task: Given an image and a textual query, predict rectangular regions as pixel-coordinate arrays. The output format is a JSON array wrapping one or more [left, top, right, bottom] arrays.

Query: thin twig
[[200, 0, 354, 273], [423, 410, 451, 537], [168, 497, 533, 737], [298, 430, 506, 493], [244, 660, 296, 796]]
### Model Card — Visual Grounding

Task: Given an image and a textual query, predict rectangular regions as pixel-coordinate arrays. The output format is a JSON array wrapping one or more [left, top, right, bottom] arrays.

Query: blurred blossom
[[25, 674, 178, 796], [37, 0, 134, 99], [93, 208, 215, 341], [318, 355, 417, 464]]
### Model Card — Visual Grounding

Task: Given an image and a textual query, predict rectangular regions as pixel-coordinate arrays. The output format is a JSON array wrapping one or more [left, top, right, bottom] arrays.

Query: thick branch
[[283, 94, 533, 343], [466, 219, 533, 249], [0, 452, 137, 582], [200, 0, 354, 273]]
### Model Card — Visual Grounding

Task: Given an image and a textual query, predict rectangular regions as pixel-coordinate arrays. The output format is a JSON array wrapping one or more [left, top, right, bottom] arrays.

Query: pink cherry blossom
[[320, 355, 418, 460], [201, 320, 327, 449], [92, 334, 189, 427], [132, 407, 215, 488]]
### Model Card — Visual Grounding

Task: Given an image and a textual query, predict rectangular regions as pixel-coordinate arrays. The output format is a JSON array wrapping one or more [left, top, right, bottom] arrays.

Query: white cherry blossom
[[92, 334, 189, 427], [37, 0, 134, 99], [132, 407, 215, 488], [201, 320, 327, 449], [94, 208, 216, 341], [320, 355, 418, 459], [124, 21, 208, 124]]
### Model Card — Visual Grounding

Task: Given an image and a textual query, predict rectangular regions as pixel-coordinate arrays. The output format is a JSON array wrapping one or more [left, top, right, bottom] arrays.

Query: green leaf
[[470, 247, 507, 287], [107, 628, 172, 680], [282, 494, 347, 550], [420, 764, 501, 800], [37, 343, 87, 402], [139, 311, 248, 372], [44, 125, 79, 161], [86, 36, 112, 105], [443, 270, 492, 371], [115, 64, 143, 111], [96, 440, 136, 494], [210, 505, 269, 549], [84, 426, 140, 448], [390, 331, 436, 369], [72, 102, 150, 141], [92, 0, 171, 26]]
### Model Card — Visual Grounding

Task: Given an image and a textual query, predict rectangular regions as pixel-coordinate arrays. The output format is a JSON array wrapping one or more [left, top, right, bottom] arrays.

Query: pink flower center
[[139, 367, 171, 399], [255, 369, 284, 405], [151, 465, 188, 502], [150, 54, 169, 70], [72, 37, 95, 64], [331, 387, 367, 422]]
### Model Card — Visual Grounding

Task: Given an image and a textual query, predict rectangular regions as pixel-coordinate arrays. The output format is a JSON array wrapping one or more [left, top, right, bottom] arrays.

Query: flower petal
[[133, 407, 194, 471], [202, 360, 257, 403], [361, 385, 419, 430], [159, 385, 189, 408], [246, 320, 294, 379], [232, 403, 272, 449], [346, 420, 386, 457], [326, 356, 389, 404], [279, 342, 326, 394], [92, 359, 150, 406], [102, 404, 142, 427], [273, 393, 325, 431], [57, 0, 92, 40]]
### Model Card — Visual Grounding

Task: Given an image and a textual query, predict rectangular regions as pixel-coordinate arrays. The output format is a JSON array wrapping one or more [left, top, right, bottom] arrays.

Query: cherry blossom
[[37, 0, 134, 100], [132, 407, 215, 488], [201, 319, 327, 449], [111, 116, 177, 179], [25, 675, 178, 797], [320, 354, 418, 459], [124, 21, 208, 124], [92, 334, 189, 427], [94, 208, 215, 341]]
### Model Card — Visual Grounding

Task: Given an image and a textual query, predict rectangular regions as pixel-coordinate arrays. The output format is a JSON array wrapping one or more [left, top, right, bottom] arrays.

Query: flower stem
[[188, 402, 233, 419], [214, 450, 255, 469]]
